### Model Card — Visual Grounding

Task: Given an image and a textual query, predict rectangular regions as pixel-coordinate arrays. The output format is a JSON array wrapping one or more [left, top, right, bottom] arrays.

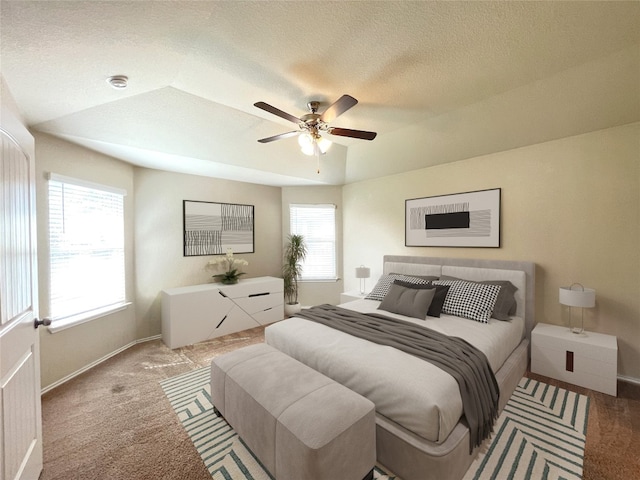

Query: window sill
[[47, 302, 132, 334], [299, 278, 340, 283]]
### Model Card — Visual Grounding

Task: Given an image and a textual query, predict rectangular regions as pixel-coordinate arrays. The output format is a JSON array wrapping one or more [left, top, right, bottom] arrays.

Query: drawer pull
[[216, 315, 228, 329], [566, 351, 574, 372], [249, 292, 269, 297]]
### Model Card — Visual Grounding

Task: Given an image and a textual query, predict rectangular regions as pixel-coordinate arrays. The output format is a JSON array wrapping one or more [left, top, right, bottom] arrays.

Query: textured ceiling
[[2, 1, 639, 186]]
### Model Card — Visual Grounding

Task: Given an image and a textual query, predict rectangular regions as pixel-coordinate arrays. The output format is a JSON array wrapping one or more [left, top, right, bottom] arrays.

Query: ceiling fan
[[254, 94, 377, 156]]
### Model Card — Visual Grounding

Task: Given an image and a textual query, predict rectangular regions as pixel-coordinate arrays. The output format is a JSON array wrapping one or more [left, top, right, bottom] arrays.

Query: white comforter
[[265, 299, 524, 443]]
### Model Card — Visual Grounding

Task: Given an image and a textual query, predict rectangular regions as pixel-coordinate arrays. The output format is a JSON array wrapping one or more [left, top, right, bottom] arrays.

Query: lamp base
[[568, 307, 585, 335]]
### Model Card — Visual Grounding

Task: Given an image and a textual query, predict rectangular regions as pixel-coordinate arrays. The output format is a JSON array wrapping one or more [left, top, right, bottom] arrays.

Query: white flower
[[207, 250, 248, 271]]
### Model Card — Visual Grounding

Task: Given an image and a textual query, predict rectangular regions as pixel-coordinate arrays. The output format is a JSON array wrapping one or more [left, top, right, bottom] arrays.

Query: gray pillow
[[483, 280, 518, 320], [378, 283, 436, 319], [439, 275, 517, 321], [392, 280, 450, 318]]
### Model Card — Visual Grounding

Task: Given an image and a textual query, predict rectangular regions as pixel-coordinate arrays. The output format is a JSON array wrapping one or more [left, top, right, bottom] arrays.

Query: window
[[47, 173, 127, 329], [289, 204, 337, 281]]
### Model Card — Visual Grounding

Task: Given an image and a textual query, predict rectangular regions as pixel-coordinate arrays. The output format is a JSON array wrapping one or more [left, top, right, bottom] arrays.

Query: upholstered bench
[[210, 343, 376, 480]]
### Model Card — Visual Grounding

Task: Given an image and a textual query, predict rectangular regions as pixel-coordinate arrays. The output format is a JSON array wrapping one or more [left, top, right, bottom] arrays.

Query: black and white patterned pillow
[[432, 280, 501, 323], [365, 274, 431, 301]]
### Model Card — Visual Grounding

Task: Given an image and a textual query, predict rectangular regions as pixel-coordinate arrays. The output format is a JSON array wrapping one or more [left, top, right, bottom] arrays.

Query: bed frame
[[374, 255, 536, 480]]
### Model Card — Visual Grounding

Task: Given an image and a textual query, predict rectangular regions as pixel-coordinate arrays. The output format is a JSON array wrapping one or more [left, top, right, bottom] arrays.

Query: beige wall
[[134, 168, 283, 339], [34, 133, 137, 388], [32, 123, 640, 387], [281, 186, 344, 306], [343, 122, 640, 380], [34, 134, 283, 389]]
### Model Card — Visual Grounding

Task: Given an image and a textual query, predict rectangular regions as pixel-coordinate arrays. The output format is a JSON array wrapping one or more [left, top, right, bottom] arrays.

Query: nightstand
[[340, 290, 368, 303], [531, 322, 617, 396]]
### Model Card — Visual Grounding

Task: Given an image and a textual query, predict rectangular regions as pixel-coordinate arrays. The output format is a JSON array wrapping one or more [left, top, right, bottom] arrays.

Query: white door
[[0, 92, 44, 479]]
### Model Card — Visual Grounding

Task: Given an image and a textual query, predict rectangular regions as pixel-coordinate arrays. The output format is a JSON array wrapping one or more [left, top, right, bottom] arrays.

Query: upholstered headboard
[[382, 255, 536, 338]]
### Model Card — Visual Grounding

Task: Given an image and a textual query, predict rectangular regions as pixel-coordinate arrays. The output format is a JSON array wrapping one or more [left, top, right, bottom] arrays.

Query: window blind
[[48, 175, 126, 321], [289, 204, 337, 281]]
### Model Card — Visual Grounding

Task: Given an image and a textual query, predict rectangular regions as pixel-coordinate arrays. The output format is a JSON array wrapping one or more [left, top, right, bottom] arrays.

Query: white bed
[[265, 256, 536, 480]]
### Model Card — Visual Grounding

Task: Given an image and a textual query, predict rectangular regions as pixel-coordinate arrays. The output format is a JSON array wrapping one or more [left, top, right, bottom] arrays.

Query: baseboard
[[618, 374, 640, 386], [41, 334, 162, 395], [136, 334, 162, 344]]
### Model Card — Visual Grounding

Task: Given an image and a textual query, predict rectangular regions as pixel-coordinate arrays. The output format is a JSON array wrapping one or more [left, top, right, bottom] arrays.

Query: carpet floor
[[40, 326, 640, 480]]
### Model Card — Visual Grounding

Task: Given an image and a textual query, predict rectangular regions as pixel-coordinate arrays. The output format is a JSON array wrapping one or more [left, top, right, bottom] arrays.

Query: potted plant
[[282, 234, 307, 316], [208, 249, 248, 284]]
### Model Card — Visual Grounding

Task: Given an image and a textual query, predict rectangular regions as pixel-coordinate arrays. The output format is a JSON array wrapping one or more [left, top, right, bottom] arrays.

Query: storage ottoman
[[210, 343, 376, 480]]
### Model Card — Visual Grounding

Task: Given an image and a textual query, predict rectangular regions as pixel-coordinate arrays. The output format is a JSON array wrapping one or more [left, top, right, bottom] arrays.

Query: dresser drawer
[[219, 277, 283, 299], [234, 292, 283, 315], [252, 305, 284, 325]]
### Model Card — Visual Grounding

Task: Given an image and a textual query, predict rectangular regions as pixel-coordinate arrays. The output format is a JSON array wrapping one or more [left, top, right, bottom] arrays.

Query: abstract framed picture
[[183, 200, 254, 256], [405, 188, 501, 248]]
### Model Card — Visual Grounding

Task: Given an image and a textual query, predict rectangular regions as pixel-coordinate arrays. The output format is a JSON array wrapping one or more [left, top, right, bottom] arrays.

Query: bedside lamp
[[355, 265, 370, 295], [559, 283, 596, 334]]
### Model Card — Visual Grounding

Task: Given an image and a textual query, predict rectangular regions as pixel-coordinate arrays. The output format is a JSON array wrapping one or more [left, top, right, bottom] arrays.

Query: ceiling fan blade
[[328, 127, 377, 141], [254, 102, 301, 124], [257, 131, 300, 143], [320, 95, 358, 123]]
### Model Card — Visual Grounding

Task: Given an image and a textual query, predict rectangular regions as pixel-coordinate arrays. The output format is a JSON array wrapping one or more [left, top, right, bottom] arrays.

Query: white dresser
[[161, 276, 284, 349], [531, 322, 618, 396]]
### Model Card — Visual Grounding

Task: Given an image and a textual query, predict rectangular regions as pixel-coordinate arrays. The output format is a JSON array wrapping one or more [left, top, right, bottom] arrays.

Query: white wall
[[343, 123, 640, 380]]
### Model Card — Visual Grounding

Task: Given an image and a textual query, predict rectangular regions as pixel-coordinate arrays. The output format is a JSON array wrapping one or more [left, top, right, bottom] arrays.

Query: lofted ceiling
[[1, 1, 639, 186]]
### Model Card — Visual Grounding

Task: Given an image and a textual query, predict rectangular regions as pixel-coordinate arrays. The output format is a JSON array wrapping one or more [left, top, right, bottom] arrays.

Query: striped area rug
[[463, 377, 589, 480], [161, 369, 588, 480]]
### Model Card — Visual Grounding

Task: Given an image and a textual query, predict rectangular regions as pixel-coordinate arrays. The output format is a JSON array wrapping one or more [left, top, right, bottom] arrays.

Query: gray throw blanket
[[295, 304, 499, 452]]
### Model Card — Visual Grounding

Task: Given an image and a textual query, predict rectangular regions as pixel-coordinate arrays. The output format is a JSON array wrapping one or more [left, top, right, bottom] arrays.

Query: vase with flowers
[[208, 249, 249, 284]]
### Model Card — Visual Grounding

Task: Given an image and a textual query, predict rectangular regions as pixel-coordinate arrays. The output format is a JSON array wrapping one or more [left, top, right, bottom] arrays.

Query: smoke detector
[[107, 75, 128, 89]]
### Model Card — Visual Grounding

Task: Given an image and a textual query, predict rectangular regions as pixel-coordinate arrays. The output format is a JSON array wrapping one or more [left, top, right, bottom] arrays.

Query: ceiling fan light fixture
[[317, 136, 332, 154], [298, 132, 313, 147], [301, 144, 315, 156], [298, 133, 315, 156], [255, 94, 374, 165], [298, 132, 331, 156]]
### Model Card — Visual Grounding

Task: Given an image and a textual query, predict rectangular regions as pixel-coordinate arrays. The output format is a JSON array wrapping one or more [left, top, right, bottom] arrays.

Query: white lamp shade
[[298, 133, 332, 156], [298, 133, 315, 156], [559, 286, 596, 308], [355, 266, 370, 279], [317, 136, 332, 153]]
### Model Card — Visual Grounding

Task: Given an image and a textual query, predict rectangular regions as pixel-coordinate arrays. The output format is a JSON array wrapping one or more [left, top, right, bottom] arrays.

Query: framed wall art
[[183, 200, 254, 256], [405, 188, 501, 248]]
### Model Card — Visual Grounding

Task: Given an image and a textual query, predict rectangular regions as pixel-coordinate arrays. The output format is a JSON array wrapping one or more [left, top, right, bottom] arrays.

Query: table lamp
[[559, 283, 596, 334], [355, 265, 370, 295]]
